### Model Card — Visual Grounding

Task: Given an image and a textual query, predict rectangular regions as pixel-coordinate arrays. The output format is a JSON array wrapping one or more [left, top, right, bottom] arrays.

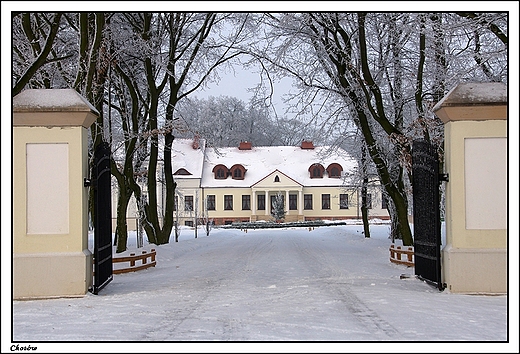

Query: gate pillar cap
[[13, 89, 99, 128], [433, 82, 507, 123]]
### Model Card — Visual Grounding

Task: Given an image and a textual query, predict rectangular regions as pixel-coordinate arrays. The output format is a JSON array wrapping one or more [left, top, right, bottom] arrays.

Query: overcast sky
[[193, 60, 296, 119]]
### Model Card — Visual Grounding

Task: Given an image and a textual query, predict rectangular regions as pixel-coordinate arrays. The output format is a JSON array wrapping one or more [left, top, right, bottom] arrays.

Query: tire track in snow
[[143, 231, 399, 340], [289, 234, 400, 339], [143, 233, 273, 340]]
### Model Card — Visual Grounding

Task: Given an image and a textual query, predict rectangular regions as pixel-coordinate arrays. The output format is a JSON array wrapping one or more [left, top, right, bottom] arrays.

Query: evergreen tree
[[271, 192, 286, 222]]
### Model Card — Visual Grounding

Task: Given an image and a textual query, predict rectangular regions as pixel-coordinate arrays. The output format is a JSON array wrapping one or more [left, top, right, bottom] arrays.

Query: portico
[[251, 170, 304, 222]]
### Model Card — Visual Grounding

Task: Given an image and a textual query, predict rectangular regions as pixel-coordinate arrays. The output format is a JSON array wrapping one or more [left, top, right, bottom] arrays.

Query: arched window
[[308, 163, 324, 178], [212, 164, 229, 179], [326, 163, 343, 178], [230, 164, 246, 180], [274, 175, 280, 182]]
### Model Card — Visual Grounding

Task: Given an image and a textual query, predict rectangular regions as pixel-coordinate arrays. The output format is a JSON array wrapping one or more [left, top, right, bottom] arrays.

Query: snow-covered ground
[[6, 221, 517, 353]]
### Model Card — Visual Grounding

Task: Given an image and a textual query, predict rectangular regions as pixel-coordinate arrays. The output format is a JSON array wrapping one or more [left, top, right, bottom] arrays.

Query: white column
[[298, 189, 303, 217], [251, 190, 256, 216], [285, 190, 290, 213], [265, 190, 270, 215]]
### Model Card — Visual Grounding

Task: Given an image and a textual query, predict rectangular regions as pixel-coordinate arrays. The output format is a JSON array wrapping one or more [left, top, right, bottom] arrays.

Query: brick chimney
[[239, 141, 252, 150], [301, 140, 314, 149], [192, 134, 200, 149]]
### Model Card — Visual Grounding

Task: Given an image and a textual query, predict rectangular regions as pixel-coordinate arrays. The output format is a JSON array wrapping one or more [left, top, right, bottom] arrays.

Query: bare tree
[[175, 95, 285, 147], [12, 12, 507, 250], [253, 12, 507, 246], [12, 13, 64, 95], [122, 13, 251, 245]]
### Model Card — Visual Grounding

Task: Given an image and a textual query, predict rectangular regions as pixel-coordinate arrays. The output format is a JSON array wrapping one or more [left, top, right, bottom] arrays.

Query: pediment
[[252, 169, 302, 189]]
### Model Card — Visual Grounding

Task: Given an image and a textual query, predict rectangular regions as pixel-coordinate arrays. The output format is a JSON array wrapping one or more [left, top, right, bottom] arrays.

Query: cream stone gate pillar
[[433, 82, 507, 294], [13, 89, 98, 299]]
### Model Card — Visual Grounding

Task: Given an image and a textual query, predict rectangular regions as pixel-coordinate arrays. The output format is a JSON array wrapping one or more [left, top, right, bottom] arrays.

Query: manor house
[[113, 138, 389, 229]]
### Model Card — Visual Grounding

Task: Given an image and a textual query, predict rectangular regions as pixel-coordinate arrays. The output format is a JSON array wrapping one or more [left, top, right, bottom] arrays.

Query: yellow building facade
[[171, 139, 389, 226], [112, 139, 390, 229]]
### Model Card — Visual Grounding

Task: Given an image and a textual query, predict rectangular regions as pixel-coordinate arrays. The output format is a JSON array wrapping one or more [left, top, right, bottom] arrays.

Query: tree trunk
[[115, 186, 131, 253], [144, 98, 160, 245], [138, 13, 170, 246], [157, 126, 176, 244], [360, 143, 371, 238], [361, 185, 370, 238], [354, 107, 414, 246], [384, 183, 413, 245], [352, 14, 414, 246]]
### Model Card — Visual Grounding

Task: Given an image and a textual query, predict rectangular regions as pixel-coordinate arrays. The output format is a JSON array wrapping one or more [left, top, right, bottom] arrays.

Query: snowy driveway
[[11, 225, 509, 347]]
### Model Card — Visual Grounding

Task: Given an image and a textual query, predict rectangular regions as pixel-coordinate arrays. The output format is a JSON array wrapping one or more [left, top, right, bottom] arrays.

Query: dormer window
[[309, 163, 325, 178], [326, 163, 343, 178], [173, 168, 192, 176], [217, 168, 226, 179], [213, 164, 229, 179], [230, 164, 247, 180]]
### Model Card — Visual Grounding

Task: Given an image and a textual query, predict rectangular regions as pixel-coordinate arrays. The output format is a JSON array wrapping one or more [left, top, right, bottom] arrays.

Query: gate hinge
[[439, 173, 449, 182], [84, 178, 91, 187]]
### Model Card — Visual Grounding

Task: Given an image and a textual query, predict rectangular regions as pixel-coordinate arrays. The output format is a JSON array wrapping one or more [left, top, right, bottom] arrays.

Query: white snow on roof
[[199, 144, 358, 188], [171, 138, 206, 179]]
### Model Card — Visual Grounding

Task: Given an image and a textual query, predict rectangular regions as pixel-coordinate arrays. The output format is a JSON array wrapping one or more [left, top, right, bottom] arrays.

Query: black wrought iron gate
[[91, 142, 113, 294], [412, 140, 445, 290]]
